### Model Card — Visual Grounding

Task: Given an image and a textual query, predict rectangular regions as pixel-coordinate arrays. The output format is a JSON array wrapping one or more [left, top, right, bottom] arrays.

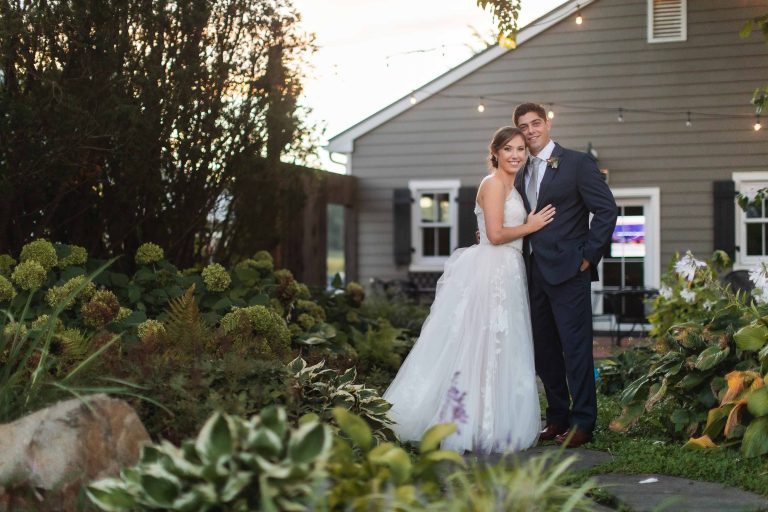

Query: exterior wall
[[349, 0, 768, 283]]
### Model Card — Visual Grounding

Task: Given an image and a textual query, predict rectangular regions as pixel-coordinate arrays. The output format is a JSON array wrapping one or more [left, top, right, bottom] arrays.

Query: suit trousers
[[528, 253, 597, 432]]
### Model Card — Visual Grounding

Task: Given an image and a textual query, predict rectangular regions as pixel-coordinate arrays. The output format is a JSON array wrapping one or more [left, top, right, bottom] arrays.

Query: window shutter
[[457, 186, 478, 248], [713, 180, 736, 260], [648, 0, 686, 43], [393, 188, 412, 265]]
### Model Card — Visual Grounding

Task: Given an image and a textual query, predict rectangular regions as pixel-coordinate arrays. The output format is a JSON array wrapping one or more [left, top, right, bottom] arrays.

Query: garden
[[2, 234, 768, 510]]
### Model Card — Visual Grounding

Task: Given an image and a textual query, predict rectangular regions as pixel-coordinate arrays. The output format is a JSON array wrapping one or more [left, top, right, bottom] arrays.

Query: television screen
[[611, 215, 645, 258]]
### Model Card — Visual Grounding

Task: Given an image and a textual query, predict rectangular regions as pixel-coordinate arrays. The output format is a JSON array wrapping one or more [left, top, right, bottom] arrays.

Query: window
[[733, 172, 768, 268], [647, 0, 687, 43], [408, 180, 460, 271]]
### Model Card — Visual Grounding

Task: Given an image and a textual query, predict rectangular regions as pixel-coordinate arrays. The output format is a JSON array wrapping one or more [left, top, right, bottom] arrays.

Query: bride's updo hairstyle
[[488, 126, 525, 170]]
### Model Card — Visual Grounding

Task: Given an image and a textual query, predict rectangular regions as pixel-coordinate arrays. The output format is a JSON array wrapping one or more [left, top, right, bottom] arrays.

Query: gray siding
[[350, 0, 768, 282]]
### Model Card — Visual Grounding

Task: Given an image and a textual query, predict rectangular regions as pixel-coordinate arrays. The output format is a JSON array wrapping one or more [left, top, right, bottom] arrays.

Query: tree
[[0, 0, 315, 267], [741, 14, 768, 114]]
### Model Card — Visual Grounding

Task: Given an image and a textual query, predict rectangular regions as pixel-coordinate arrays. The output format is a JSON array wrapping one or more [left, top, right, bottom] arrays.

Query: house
[[328, 0, 768, 308]]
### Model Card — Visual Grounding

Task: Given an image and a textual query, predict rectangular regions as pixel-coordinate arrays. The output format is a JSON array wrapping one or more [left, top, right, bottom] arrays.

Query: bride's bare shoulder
[[477, 175, 504, 208]]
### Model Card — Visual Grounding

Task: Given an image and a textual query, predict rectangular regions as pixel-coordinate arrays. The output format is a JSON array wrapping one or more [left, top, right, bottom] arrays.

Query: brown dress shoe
[[539, 424, 569, 441], [554, 428, 593, 448]]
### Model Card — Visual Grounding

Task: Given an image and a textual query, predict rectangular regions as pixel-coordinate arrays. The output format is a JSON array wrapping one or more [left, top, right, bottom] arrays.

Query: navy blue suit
[[514, 142, 617, 432]]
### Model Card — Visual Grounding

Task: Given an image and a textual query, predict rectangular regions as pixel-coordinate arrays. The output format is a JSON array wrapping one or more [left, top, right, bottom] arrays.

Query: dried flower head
[[346, 282, 365, 307], [135, 242, 164, 265], [20, 239, 58, 272], [31, 314, 63, 332], [11, 260, 47, 290], [81, 290, 121, 328], [115, 307, 132, 322], [137, 319, 166, 341], [202, 263, 231, 292], [45, 275, 96, 310]]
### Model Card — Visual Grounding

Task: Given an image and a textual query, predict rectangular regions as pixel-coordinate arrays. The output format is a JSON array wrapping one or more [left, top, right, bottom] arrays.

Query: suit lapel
[[536, 143, 563, 207]]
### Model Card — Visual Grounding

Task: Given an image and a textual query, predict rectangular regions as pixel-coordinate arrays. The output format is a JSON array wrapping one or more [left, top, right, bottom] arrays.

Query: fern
[[164, 284, 211, 355]]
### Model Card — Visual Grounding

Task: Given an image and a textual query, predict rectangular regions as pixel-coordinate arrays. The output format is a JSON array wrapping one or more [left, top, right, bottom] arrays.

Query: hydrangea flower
[[220, 305, 290, 349], [115, 307, 132, 322], [0, 254, 16, 275], [11, 260, 47, 290], [345, 282, 365, 306], [81, 290, 121, 328], [297, 313, 316, 330], [19, 239, 58, 272], [58, 245, 88, 267], [137, 319, 166, 340], [202, 263, 231, 292], [31, 314, 63, 332], [680, 288, 696, 303], [674, 251, 707, 282], [3, 321, 27, 340], [45, 276, 96, 310], [0, 275, 16, 302], [252, 250, 274, 272], [135, 242, 164, 265]]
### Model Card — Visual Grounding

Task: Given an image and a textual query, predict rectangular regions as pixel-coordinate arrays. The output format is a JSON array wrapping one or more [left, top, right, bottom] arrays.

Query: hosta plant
[[88, 406, 331, 511], [288, 357, 396, 443]]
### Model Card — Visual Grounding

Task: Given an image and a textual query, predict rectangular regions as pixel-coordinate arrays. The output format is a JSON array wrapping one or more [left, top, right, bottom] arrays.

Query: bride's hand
[[527, 204, 556, 231]]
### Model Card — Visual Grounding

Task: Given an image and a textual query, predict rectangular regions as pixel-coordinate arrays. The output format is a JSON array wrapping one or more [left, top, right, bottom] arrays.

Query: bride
[[383, 126, 554, 453]]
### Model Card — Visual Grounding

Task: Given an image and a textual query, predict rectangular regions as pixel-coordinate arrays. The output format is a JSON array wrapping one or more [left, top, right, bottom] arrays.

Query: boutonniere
[[546, 157, 560, 169]]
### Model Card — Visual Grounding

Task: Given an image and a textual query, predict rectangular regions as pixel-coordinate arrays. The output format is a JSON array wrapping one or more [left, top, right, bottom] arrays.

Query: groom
[[513, 103, 617, 448]]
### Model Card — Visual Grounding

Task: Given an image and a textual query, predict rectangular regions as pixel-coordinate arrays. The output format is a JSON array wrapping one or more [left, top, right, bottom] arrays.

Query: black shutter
[[457, 186, 478, 248], [393, 188, 412, 265], [713, 180, 736, 259]]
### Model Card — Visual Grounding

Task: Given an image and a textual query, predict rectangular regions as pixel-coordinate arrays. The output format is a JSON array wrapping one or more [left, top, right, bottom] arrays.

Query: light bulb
[[547, 109, 555, 120], [477, 102, 485, 113], [576, 13, 583, 25], [617, 108, 624, 123], [686, 112, 692, 128], [755, 120, 762, 131], [409, 95, 417, 105]]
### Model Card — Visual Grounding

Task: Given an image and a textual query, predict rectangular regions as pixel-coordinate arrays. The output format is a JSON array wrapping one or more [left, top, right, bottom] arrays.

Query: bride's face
[[495, 135, 527, 175]]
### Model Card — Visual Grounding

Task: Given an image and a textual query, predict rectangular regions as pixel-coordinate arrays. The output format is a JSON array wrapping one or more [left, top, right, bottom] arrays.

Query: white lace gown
[[383, 188, 541, 454]]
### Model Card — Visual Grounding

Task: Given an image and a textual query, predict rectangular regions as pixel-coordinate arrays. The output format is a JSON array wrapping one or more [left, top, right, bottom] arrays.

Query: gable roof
[[327, 0, 596, 153]]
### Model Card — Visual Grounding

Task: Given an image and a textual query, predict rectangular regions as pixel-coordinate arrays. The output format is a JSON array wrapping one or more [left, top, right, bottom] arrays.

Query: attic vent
[[648, 0, 686, 43]]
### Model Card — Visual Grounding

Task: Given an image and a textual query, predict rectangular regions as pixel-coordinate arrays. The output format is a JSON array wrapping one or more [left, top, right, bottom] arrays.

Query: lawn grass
[[570, 394, 768, 497]]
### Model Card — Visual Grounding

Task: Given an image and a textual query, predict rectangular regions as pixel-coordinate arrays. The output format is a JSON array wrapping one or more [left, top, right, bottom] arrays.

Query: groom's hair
[[513, 103, 547, 125]]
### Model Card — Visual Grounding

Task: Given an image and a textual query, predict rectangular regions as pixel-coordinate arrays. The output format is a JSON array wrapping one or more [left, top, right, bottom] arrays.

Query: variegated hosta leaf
[[369, 445, 412, 485], [289, 421, 331, 465], [87, 478, 136, 512], [195, 412, 235, 465], [741, 416, 768, 457], [734, 323, 768, 352], [337, 367, 357, 385], [137, 464, 183, 508], [748, 386, 768, 417], [220, 471, 253, 502], [260, 406, 288, 440], [694, 346, 730, 371], [249, 427, 284, 458], [254, 455, 293, 479], [333, 407, 373, 451]]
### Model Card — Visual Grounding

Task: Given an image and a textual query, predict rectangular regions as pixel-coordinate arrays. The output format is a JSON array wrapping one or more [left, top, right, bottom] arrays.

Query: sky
[[292, 0, 567, 171]]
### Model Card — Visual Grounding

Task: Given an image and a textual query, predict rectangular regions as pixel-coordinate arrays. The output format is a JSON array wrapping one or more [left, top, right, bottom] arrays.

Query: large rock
[[0, 394, 150, 511]]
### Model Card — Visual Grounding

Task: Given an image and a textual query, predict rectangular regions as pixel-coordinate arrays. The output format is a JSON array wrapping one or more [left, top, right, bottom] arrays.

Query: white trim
[[592, 187, 661, 332], [732, 172, 768, 269], [647, 0, 687, 44], [408, 180, 461, 272], [326, 0, 597, 154]]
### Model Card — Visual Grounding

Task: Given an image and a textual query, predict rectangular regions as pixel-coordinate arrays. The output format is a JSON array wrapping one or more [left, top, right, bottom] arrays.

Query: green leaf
[[678, 371, 707, 389], [286, 357, 306, 375], [332, 407, 372, 451], [419, 423, 457, 453], [212, 297, 232, 312], [127, 284, 142, 303], [337, 367, 357, 385], [620, 376, 650, 405], [195, 413, 234, 464], [734, 324, 768, 351], [259, 406, 288, 439], [331, 273, 342, 289], [87, 479, 136, 511], [140, 466, 181, 507], [248, 293, 269, 306], [111, 272, 130, 287], [289, 422, 330, 464], [670, 408, 691, 427], [220, 471, 252, 502], [740, 19, 754, 39], [249, 428, 283, 457], [748, 387, 768, 417], [694, 346, 729, 371], [741, 416, 768, 457], [423, 450, 465, 465], [372, 445, 412, 485]]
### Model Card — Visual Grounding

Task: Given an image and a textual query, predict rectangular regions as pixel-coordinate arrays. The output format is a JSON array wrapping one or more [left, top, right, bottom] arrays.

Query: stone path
[[594, 473, 768, 512], [476, 446, 768, 511]]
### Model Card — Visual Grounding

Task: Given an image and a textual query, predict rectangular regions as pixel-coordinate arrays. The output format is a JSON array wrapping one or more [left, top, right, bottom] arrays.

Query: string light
[[617, 108, 624, 123], [477, 98, 485, 113], [547, 105, 555, 119], [409, 94, 417, 105], [755, 114, 762, 131], [686, 111, 692, 128], [575, 4, 583, 25]]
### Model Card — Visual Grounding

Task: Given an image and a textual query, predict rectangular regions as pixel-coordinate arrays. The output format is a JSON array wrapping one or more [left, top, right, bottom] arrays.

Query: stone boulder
[[0, 394, 150, 511]]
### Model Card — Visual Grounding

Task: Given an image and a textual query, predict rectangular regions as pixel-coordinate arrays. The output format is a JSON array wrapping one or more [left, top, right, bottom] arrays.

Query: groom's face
[[516, 112, 551, 156]]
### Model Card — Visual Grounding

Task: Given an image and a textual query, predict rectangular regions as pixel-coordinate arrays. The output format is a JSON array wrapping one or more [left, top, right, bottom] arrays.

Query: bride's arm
[[481, 178, 555, 245]]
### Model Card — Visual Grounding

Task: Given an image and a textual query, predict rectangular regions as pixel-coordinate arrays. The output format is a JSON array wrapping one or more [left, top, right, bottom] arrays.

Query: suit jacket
[[514, 142, 618, 286]]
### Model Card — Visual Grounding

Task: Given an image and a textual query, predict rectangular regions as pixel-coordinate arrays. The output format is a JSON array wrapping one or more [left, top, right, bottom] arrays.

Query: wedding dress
[[383, 187, 540, 454]]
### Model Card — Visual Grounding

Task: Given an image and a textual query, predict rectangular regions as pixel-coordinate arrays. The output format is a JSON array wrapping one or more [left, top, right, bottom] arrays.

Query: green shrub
[[88, 407, 331, 511]]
